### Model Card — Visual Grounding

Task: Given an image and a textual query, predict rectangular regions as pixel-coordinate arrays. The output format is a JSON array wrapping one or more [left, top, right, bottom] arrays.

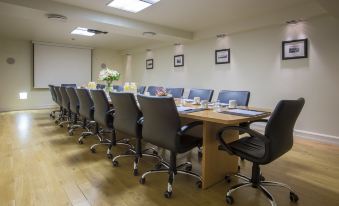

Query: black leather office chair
[[166, 88, 184, 98], [53, 86, 64, 124], [188, 88, 214, 101], [217, 98, 305, 206], [76, 88, 96, 144], [48, 85, 60, 119], [113, 85, 124, 92], [58, 86, 72, 128], [137, 95, 202, 198], [96, 84, 106, 90], [110, 92, 160, 176], [61, 84, 77, 87], [217, 90, 250, 106], [66, 87, 83, 136], [146, 86, 162, 96], [137, 86, 146, 94], [90, 90, 131, 158]]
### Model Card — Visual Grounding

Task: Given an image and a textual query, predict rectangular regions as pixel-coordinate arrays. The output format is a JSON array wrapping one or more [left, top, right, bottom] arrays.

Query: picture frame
[[215, 49, 230, 64], [174, 55, 184, 67], [146, 59, 153, 69], [282, 39, 308, 60]]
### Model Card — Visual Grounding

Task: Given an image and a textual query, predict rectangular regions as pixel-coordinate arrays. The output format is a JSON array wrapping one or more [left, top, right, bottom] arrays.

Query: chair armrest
[[248, 119, 268, 126], [216, 126, 270, 155], [178, 121, 203, 136], [137, 117, 144, 126], [107, 109, 115, 116]]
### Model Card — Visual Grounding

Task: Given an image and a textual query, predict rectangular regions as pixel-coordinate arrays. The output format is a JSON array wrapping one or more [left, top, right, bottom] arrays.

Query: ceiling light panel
[[71, 27, 95, 36], [107, 0, 160, 13]]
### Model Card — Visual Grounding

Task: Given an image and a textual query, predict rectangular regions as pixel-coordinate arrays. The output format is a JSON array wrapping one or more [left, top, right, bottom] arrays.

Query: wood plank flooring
[[0, 110, 338, 206]]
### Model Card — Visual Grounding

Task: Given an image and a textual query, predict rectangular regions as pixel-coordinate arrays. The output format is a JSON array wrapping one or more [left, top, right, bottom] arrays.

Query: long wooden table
[[178, 104, 270, 189]]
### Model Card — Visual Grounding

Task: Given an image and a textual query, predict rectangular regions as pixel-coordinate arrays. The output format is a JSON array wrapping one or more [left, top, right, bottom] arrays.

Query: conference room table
[[177, 103, 270, 189], [106, 93, 271, 189]]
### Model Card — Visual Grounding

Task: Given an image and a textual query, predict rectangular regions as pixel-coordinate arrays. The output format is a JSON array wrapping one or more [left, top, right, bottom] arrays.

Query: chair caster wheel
[[225, 176, 231, 183], [237, 165, 241, 172], [90, 148, 96, 153], [112, 160, 119, 167], [164, 191, 172, 198], [226, 195, 234, 204], [78, 140, 83, 144], [154, 163, 162, 170], [133, 169, 139, 176], [59, 124, 63, 128], [152, 150, 158, 155], [290, 192, 299, 202], [196, 180, 202, 188], [139, 177, 145, 184], [68, 131, 74, 136], [107, 154, 113, 159], [185, 165, 192, 171]]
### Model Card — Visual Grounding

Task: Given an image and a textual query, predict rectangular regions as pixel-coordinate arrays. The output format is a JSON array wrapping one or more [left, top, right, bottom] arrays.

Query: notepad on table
[[177, 106, 195, 112], [221, 109, 269, 117]]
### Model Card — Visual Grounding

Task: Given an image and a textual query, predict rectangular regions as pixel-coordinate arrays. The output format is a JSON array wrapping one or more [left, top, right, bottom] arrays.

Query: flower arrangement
[[98, 68, 120, 92]]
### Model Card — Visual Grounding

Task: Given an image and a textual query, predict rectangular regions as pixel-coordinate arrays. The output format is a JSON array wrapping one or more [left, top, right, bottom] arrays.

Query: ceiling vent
[[46, 13, 67, 21]]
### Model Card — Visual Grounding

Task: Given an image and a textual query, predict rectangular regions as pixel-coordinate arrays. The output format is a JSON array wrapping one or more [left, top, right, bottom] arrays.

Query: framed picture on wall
[[146, 59, 153, 69], [282, 39, 308, 60], [174, 55, 184, 67], [215, 49, 230, 64]]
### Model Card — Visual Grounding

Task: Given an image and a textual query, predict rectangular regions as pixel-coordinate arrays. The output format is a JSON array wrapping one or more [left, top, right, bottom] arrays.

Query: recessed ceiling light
[[46, 13, 67, 21], [286, 19, 303, 24], [107, 0, 160, 13], [71, 27, 95, 36]]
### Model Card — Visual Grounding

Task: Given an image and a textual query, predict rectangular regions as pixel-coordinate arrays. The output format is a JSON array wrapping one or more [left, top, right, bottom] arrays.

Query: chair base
[[225, 173, 299, 206], [139, 152, 202, 198]]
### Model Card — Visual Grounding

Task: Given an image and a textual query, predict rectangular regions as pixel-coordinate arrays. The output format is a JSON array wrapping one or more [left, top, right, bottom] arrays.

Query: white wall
[[124, 15, 339, 138], [0, 38, 124, 112]]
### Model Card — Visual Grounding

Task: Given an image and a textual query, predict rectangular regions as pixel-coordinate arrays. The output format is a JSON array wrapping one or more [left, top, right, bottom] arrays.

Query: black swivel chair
[[137, 95, 202, 198], [137, 86, 146, 94], [188, 88, 214, 102], [58, 86, 72, 128], [113, 85, 124, 92], [76, 88, 96, 144], [166, 88, 184, 98], [53, 86, 66, 125], [217, 98, 305, 206], [48, 85, 60, 119], [146, 86, 162, 96], [66, 87, 83, 136], [96, 84, 106, 90], [217, 90, 250, 106], [110, 92, 160, 176], [61, 84, 77, 88], [90, 90, 131, 157]]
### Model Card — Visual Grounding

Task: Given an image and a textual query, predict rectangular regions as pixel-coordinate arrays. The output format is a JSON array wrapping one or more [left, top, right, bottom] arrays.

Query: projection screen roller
[[33, 42, 92, 88]]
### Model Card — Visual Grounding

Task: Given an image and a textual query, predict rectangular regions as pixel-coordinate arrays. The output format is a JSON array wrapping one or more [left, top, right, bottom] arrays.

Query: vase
[[105, 81, 113, 93]]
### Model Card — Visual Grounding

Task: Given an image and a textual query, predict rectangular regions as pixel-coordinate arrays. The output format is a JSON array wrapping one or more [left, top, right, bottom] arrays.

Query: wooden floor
[[0, 110, 339, 206]]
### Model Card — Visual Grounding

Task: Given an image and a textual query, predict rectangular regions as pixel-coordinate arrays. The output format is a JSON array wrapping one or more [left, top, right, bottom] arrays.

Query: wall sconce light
[[19, 92, 28, 100]]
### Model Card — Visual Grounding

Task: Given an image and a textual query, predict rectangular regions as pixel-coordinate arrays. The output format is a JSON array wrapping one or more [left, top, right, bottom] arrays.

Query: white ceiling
[[0, 0, 332, 50]]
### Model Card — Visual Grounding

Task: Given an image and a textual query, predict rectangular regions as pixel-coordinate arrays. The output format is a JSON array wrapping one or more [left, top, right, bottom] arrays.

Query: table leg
[[201, 121, 239, 189]]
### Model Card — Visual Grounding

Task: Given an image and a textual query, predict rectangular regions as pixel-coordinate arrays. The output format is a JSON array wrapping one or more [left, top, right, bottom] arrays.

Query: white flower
[[98, 68, 120, 82]]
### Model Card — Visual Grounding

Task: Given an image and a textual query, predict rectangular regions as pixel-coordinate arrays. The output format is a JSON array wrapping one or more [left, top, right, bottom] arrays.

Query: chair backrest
[[90, 89, 111, 127], [60, 87, 70, 109], [110, 92, 142, 138], [48, 85, 57, 102], [146, 86, 162, 96], [96, 84, 106, 90], [217, 90, 250, 106], [61, 84, 76, 88], [66, 87, 79, 114], [166, 88, 184, 98], [54, 86, 62, 106], [264, 98, 305, 163], [138, 95, 181, 152], [113, 85, 124, 92], [137, 86, 146, 94], [188, 88, 214, 101], [76, 88, 94, 120]]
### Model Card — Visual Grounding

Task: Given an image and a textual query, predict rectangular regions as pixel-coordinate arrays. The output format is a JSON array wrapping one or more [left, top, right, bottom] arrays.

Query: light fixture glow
[[107, 0, 160, 13], [19, 92, 28, 100], [71, 27, 95, 36]]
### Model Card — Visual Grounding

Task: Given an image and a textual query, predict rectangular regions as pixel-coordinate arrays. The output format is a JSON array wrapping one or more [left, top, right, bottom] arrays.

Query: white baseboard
[[251, 123, 339, 145], [0, 105, 57, 113]]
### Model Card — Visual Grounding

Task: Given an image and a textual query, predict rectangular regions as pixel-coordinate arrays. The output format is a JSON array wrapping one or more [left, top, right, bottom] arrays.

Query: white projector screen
[[33, 42, 92, 88]]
